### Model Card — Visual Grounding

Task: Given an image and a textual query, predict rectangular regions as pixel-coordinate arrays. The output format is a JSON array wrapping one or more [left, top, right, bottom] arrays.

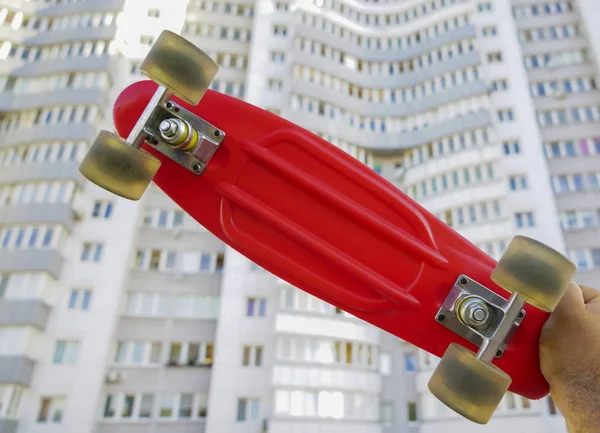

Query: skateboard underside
[[111, 80, 550, 400]]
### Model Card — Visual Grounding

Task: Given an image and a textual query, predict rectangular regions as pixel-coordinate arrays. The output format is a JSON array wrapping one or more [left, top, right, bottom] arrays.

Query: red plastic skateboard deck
[[111, 79, 550, 401]]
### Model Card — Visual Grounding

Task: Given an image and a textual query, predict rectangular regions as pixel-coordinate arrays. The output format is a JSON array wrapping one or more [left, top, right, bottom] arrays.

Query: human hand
[[539, 282, 600, 433]]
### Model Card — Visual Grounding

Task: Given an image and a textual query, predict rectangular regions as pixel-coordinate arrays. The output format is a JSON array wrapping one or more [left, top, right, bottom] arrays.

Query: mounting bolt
[[192, 163, 202, 173], [166, 102, 174, 109], [459, 277, 468, 286], [517, 310, 525, 319], [457, 296, 490, 328], [437, 314, 446, 322], [214, 130, 221, 137], [496, 349, 503, 358]]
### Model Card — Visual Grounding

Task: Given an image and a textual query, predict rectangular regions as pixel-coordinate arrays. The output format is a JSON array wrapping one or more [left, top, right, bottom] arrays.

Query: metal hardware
[[126, 85, 173, 149], [122, 85, 225, 175], [457, 296, 490, 328], [435, 275, 526, 359]]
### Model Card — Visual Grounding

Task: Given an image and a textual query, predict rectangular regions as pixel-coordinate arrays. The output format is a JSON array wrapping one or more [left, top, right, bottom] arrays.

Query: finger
[[580, 285, 600, 304], [552, 282, 586, 317]]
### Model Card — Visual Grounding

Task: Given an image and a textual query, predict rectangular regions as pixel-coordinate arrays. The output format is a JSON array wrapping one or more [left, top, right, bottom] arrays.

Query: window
[[159, 395, 174, 418], [572, 250, 589, 270], [407, 401, 417, 422], [81, 243, 103, 262], [91, 200, 113, 219], [502, 140, 521, 155], [491, 79, 508, 92], [247, 297, 267, 317], [169, 343, 182, 364], [115, 341, 128, 363], [482, 26, 497, 37], [509, 175, 528, 191], [381, 401, 393, 423], [505, 392, 516, 409], [216, 253, 225, 272], [515, 212, 535, 228], [122, 395, 135, 418], [68, 289, 92, 310], [52, 340, 79, 365], [140, 35, 155, 45], [198, 394, 209, 417], [487, 52, 503, 63], [199, 253, 212, 271], [139, 394, 154, 418], [173, 211, 184, 227], [148, 8, 160, 17], [268, 78, 283, 91], [270, 51, 286, 63], [478, 2, 492, 12], [237, 398, 259, 421], [132, 341, 144, 364], [404, 352, 416, 372], [37, 397, 65, 423], [497, 109, 514, 122], [379, 352, 392, 375], [591, 248, 600, 267], [0, 275, 7, 298], [179, 394, 193, 418], [242, 345, 263, 366], [150, 342, 162, 364]]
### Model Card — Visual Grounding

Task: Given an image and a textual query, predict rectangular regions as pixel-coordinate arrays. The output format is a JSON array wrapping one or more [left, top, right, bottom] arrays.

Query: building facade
[[0, 0, 598, 432]]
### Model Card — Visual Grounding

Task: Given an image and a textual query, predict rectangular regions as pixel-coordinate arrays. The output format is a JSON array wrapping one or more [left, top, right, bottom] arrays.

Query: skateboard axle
[[158, 118, 199, 151], [457, 296, 490, 328]]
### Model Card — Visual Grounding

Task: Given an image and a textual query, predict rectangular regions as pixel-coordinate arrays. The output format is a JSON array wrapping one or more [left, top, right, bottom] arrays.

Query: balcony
[[272, 364, 381, 393], [96, 421, 205, 433], [293, 50, 481, 89], [101, 366, 211, 394], [547, 154, 600, 175], [0, 161, 84, 186], [24, 25, 117, 45], [0, 420, 18, 433], [0, 356, 35, 386], [294, 24, 478, 62], [0, 123, 96, 149], [291, 80, 488, 118], [0, 249, 65, 279], [275, 313, 380, 343], [268, 420, 381, 433], [128, 271, 222, 296], [0, 203, 74, 230], [554, 192, 600, 212], [284, 110, 493, 154], [35, 0, 125, 16], [137, 228, 226, 253], [0, 300, 51, 330], [403, 144, 503, 184], [7, 55, 122, 80], [0, 88, 106, 112]]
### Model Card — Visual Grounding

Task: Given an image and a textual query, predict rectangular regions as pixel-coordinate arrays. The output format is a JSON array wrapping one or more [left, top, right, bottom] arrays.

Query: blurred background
[[0, 0, 599, 432]]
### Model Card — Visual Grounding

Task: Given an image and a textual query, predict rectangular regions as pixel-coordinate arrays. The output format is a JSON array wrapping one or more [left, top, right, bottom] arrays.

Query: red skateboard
[[80, 31, 577, 424]]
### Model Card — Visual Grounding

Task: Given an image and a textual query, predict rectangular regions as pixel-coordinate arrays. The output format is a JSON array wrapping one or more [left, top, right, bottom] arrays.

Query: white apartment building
[[0, 0, 599, 432]]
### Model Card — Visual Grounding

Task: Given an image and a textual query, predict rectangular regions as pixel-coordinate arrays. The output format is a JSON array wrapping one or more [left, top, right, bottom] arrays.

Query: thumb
[[552, 282, 586, 318]]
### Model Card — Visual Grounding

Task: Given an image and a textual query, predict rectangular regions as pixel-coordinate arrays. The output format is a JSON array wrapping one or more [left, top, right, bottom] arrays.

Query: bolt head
[[159, 120, 170, 131], [472, 308, 487, 322]]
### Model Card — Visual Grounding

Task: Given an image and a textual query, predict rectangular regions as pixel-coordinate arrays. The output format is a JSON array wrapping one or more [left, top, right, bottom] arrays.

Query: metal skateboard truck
[[79, 30, 577, 424]]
